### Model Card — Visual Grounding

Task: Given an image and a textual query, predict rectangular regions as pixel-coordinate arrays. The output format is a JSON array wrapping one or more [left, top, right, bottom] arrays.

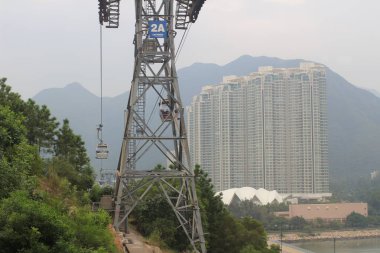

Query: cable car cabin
[[96, 143, 109, 159], [159, 99, 177, 122]]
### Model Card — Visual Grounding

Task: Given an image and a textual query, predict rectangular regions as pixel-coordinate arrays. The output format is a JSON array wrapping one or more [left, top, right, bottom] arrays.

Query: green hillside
[[0, 78, 120, 253]]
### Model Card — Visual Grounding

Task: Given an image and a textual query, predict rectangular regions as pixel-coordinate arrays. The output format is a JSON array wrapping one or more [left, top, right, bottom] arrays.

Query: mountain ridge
[[33, 55, 380, 181]]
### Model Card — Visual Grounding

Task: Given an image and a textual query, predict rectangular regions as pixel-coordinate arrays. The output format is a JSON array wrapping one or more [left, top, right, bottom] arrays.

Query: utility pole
[[334, 237, 336, 253], [280, 223, 283, 253]]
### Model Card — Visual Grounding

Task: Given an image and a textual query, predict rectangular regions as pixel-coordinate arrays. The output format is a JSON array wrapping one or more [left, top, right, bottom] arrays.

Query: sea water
[[293, 237, 380, 253]]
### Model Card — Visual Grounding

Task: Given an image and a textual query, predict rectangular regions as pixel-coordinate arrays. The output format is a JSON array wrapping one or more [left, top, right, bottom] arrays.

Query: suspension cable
[[175, 22, 192, 63], [98, 24, 104, 143], [96, 24, 106, 168]]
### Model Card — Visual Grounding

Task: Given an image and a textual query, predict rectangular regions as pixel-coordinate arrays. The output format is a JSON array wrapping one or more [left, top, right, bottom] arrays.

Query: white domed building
[[216, 187, 284, 206]]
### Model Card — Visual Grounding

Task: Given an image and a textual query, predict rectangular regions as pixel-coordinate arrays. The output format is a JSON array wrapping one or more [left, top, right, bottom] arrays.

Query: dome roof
[[216, 187, 283, 205]]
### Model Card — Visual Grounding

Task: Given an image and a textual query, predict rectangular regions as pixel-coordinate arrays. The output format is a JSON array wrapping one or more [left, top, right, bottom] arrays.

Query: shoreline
[[268, 228, 380, 243]]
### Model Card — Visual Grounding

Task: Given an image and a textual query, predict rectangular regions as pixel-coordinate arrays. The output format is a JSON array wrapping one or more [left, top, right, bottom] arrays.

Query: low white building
[[216, 187, 284, 206]]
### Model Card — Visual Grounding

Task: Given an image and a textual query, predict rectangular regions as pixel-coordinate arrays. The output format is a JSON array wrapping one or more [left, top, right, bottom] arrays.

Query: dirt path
[[120, 230, 163, 253]]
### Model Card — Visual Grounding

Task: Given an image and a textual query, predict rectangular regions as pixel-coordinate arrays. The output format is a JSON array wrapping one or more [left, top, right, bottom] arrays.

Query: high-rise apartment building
[[187, 63, 329, 194]]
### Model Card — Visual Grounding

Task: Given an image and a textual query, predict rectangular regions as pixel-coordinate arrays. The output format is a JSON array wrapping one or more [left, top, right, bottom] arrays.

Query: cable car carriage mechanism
[[159, 98, 178, 122], [96, 124, 109, 159]]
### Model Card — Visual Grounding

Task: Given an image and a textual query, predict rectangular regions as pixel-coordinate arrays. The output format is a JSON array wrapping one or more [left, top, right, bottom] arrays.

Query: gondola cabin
[[96, 143, 109, 159], [159, 99, 174, 122]]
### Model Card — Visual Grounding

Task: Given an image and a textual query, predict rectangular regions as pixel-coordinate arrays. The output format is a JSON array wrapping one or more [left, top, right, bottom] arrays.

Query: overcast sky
[[1, 0, 379, 99]]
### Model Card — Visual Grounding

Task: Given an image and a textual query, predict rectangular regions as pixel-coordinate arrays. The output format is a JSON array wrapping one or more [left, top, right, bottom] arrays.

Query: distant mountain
[[327, 72, 380, 179], [34, 56, 380, 181], [34, 82, 128, 173], [367, 89, 380, 98]]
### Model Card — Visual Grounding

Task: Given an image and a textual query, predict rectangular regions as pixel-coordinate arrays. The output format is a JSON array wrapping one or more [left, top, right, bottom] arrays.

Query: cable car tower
[[98, 0, 207, 252]]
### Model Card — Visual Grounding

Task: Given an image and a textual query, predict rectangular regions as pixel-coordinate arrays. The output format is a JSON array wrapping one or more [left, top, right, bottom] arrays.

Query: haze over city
[[1, 0, 380, 98]]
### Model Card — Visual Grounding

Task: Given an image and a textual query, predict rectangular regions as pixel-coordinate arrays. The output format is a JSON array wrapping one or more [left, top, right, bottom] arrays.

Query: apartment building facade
[[187, 63, 329, 194]]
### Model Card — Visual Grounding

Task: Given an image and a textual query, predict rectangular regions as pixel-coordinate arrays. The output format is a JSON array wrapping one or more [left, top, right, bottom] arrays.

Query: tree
[[55, 119, 90, 170], [346, 212, 368, 228], [0, 78, 117, 253], [47, 158, 94, 192], [0, 78, 25, 113], [194, 166, 275, 253], [0, 159, 22, 199], [23, 99, 59, 152], [89, 184, 114, 202], [54, 119, 94, 190], [240, 217, 268, 250], [240, 245, 262, 253], [0, 191, 73, 253], [131, 194, 189, 251], [290, 216, 307, 230], [0, 191, 118, 253], [0, 106, 26, 153], [0, 106, 41, 199], [0, 78, 59, 153]]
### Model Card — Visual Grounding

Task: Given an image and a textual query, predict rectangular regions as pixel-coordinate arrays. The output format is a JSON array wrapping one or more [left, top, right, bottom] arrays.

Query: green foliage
[[228, 199, 289, 229], [0, 106, 42, 199], [0, 78, 116, 253], [194, 167, 275, 253], [50, 119, 94, 191], [55, 119, 91, 170], [328, 220, 343, 230], [89, 184, 114, 202], [345, 212, 368, 228], [0, 79, 59, 152], [240, 245, 262, 253], [289, 216, 307, 230], [195, 167, 242, 252], [0, 191, 72, 253], [0, 191, 117, 253], [240, 244, 280, 253], [0, 105, 26, 152], [132, 195, 189, 251], [0, 78, 25, 113], [0, 159, 23, 199], [47, 158, 94, 191], [23, 99, 59, 151], [269, 244, 281, 253], [71, 208, 114, 251], [240, 217, 268, 250]]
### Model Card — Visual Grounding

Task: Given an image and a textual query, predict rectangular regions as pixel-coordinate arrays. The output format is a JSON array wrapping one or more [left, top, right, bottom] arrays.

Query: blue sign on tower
[[148, 20, 168, 38]]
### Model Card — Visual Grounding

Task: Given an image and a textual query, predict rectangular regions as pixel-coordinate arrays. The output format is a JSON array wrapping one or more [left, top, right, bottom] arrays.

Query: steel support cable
[[175, 35, 187, 62], [100, 25, 104, 131], [175, 22, 192, 63], [98, 24, 105, 171], [146, 86, 164, 125], [175, 28, 187, 58]]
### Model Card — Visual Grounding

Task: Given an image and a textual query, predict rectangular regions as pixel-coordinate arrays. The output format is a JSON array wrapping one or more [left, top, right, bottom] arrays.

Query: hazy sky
[[1, 0, 379, 99]]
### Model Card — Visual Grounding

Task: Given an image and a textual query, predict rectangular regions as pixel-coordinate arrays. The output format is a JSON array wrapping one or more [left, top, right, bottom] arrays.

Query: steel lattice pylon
[[112, 1, 206, 252]]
